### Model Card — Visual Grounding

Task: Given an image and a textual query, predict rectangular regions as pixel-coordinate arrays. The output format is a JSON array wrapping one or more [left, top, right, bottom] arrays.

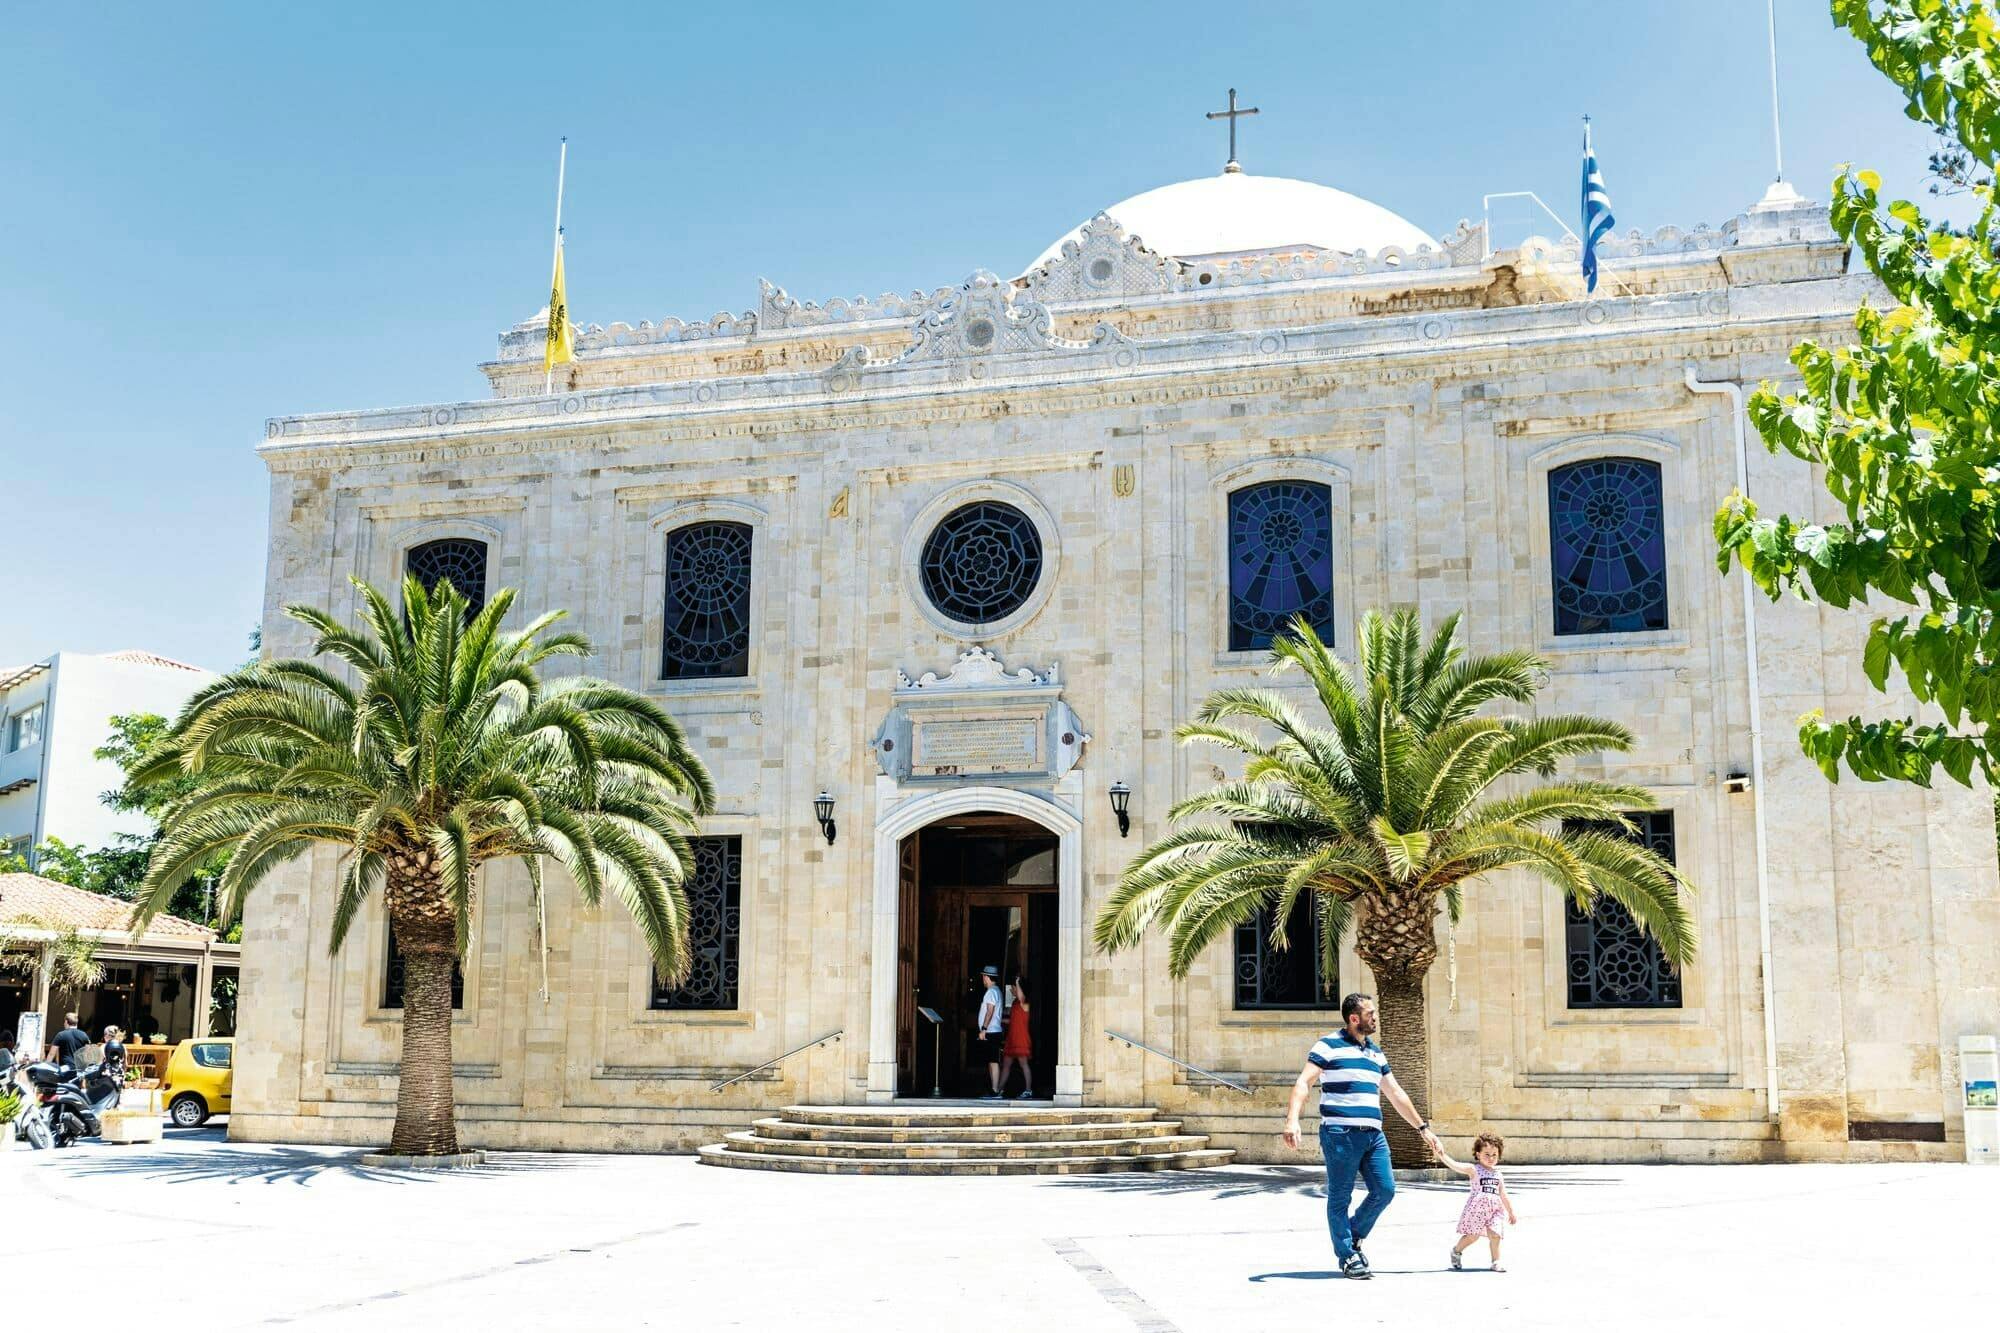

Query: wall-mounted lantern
[[1108, 781, 1131, 838], [813, 791, 837, 845]]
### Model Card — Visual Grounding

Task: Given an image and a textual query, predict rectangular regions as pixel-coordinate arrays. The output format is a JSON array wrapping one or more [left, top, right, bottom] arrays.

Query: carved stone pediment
[[895, 646, 1058, 692], [886, 271, 1134, 366], [875, 647, 1089, 783], [1019, 213, 1184, 304]]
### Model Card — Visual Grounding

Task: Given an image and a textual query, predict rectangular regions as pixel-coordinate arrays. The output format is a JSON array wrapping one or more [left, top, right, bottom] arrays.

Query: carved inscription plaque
[[911, 716, 1042, 777]]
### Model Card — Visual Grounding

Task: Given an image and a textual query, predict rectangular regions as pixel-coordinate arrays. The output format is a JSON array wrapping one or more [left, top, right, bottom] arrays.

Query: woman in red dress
[[1000, 977, 1034, 1100]]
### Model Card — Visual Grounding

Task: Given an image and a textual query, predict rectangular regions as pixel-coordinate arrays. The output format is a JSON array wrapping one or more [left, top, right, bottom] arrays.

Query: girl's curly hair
[[1472, 1132, 1505, 1161]]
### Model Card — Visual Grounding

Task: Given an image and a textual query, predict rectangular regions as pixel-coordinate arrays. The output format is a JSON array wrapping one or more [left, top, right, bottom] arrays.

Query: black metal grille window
[[918, 500, 1044, 627], [405, 538, 490, 618], [1228, 481, 1335, 652], [662, 522, 753, 679], [651, 836, 742, 1010], [1562, 810, 1682, 1009], [1549, 458, 1668, 636], [1235, 893, 1336, 1010], [382, 932, 464, 1010]]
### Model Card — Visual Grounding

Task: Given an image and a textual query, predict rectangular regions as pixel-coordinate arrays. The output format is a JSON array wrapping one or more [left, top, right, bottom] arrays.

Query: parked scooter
[[22, 1059, 120, 1148], [7, 1067, 51, 1149]]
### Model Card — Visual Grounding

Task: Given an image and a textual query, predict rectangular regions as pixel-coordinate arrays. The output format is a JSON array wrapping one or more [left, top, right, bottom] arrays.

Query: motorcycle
[[7, 1067, 51, 1149], [22, 1059, 121, 1148]]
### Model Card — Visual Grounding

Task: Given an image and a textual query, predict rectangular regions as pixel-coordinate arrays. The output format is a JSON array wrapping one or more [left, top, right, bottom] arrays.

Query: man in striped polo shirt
[[1283, 992, 1437, 1279]]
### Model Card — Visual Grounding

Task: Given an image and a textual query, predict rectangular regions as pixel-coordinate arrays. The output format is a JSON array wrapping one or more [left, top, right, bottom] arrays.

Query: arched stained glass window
[[919, 500, 1044, 627], [404, 538, 489, 618], [1228, 481, 1334, 652], [662, 521, 752, 679], [1548, 458, 1668, 636]]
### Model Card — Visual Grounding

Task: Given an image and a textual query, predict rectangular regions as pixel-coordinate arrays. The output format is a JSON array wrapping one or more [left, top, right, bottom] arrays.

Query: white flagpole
[[1766, 0, 1785, 183], [544, 137, 567, 397]]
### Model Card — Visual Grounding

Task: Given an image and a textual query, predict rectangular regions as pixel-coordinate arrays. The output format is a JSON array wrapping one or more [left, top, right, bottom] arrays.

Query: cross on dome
[[1205, 87, 1260, 174]]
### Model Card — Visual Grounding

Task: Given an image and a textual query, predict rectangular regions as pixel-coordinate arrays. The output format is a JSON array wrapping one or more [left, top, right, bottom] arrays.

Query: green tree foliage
[[1094, 610, 1694, 1164], [12, 712, 225, 925], [1715, 0, 2000, 787], [133, 576, 714, 1154]]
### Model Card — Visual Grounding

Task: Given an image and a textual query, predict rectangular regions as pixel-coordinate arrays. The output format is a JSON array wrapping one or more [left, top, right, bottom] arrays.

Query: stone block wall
[[232, 250, 1999, 1164]]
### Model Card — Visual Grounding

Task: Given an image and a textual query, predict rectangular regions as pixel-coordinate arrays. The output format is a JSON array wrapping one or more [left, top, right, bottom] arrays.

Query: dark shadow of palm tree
[[1391, 1168, 1622, 1194], [1042, 1165, 1622, 1201], [52, 1145, 585, 1186], [1040, 1166, 1329, 1200]]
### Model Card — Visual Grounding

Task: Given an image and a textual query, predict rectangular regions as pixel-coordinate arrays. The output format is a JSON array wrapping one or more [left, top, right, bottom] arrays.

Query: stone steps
[[699, 1104, 1234, 1176], [748, 1116, 1187, 1144], [721, 1130, 1217, 1160]]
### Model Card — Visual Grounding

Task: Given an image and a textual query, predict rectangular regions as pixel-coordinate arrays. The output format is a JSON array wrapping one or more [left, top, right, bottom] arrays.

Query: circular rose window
[[918, 500, 1044, 626]]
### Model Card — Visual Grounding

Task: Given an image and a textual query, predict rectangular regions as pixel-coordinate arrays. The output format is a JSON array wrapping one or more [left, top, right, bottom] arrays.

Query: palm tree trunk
[[1373, 966, 1432, 1168], [1355, 885, 1440, 1169], [386, 864, 460, 1157]]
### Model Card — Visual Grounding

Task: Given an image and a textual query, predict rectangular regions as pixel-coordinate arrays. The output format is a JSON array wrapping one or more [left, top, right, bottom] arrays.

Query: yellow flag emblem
[[544, 239, 573, 373]]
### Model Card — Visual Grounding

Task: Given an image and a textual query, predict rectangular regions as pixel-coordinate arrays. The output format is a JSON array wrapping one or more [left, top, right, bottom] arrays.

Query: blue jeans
[[1320, 1123, 1395, 1263]]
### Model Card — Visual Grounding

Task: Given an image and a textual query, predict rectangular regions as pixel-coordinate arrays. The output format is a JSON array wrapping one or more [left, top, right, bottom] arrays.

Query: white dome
[[1028, 171, 1434, 272]]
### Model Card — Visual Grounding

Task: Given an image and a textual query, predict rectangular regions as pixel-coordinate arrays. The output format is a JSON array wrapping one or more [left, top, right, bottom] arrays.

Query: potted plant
[[0, 1086, 23, 1151]]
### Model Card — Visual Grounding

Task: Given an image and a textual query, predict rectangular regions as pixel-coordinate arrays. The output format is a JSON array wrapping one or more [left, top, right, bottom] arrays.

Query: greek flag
[[1581, 120, 1615, 293]]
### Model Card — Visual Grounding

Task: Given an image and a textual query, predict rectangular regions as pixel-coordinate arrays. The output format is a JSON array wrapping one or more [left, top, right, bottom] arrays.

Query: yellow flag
[[544, 237, 574, 373]]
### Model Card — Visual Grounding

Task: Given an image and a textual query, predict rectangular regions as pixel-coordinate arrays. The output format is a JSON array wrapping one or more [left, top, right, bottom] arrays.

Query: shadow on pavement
[[1248, 1269, 1341, 1282], [1042, 1165, 1622, 1201], [1393, 1169, 1622, 1194], [53, 1144, 586, 1187], [1041, 1166, 1329, 1199]]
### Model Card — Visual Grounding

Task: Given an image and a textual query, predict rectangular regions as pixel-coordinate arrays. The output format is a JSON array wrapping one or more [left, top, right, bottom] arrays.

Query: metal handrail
[[1104, 1029, 1252, 1094], [710, 1030, 843, 1093]]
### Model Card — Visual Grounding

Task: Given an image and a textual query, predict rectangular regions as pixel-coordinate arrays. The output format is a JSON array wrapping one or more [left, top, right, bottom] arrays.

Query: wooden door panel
[[896, 835, 919, 1093]]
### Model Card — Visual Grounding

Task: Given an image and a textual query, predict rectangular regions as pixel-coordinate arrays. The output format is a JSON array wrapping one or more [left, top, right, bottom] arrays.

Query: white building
[[0, 650, 215, 861]]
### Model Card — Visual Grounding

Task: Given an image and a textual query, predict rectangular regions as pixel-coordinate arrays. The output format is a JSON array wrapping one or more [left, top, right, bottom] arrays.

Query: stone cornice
[[260, 272, 1869, 474]]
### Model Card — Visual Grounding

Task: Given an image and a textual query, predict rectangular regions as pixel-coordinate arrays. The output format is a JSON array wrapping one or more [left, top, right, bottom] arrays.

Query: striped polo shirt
[[1306, 1030, 1391, 1130]]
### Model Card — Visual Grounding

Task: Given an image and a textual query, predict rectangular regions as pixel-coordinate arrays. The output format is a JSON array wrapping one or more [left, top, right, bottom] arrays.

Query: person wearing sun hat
[[974, 966, 1005, 1099]]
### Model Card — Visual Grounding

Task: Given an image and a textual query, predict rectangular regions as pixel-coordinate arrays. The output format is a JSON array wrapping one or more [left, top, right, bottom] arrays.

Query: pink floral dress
[[1456, 1164, 1506, 1236]]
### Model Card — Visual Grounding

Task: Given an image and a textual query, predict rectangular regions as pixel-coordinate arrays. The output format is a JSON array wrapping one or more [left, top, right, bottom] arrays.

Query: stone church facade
[[238, 167, 1999, 1162]]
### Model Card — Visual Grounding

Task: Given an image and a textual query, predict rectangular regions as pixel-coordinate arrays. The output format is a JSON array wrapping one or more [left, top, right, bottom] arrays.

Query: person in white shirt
[[974, 967, 1004, 1099]]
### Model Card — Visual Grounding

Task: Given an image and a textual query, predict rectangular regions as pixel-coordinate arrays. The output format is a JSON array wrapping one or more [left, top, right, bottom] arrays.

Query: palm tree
[[1095, 609, 1693, 1164], [132, 576, 715, 1156]]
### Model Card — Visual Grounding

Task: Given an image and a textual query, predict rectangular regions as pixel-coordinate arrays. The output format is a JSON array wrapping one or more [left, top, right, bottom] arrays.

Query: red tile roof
[[0, 873, 213, 941]]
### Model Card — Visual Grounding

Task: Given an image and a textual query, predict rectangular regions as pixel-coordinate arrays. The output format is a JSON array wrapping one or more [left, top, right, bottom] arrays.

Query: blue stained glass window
[[663, 522, 752, 679], [1228, 481, 1334, 652], [1549, 458, 1668, 635]]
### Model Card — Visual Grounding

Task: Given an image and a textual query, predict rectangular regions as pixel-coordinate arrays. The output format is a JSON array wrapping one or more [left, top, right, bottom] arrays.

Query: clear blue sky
[[0, 1, 1950, 672]]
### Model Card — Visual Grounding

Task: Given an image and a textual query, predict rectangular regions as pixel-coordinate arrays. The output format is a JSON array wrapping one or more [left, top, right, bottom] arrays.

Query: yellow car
[[160, 1038, 234, 1127]]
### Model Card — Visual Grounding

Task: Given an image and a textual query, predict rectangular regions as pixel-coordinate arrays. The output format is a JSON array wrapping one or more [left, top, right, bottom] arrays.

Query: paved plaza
[[3, 1126, 1983, 1330]]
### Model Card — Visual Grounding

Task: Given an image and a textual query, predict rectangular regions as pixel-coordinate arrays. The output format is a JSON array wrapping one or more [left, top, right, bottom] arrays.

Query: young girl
[[1436, 1132, 1518, 1271]]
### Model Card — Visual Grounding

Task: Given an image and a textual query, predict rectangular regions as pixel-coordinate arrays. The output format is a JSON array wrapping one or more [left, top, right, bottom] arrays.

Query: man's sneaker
[[1351, 1237, 1366, 1266], [1449, 1249, 1463, 1271], [1341, 1254, 1371, 1280]]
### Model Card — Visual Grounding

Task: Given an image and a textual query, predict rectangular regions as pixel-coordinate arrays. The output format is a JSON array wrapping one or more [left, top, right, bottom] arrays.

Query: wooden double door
[[896, 818, 1059, 1098]]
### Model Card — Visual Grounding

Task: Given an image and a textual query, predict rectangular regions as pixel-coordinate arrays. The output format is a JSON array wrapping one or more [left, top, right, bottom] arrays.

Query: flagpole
[[545, 137, 567, 397], [1766, 0, 1785, 183]]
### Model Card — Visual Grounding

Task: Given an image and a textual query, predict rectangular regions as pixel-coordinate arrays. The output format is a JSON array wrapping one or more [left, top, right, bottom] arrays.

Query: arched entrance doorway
[[868, 786, 1083, 1104], [896, 814, 1059, 1098]]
